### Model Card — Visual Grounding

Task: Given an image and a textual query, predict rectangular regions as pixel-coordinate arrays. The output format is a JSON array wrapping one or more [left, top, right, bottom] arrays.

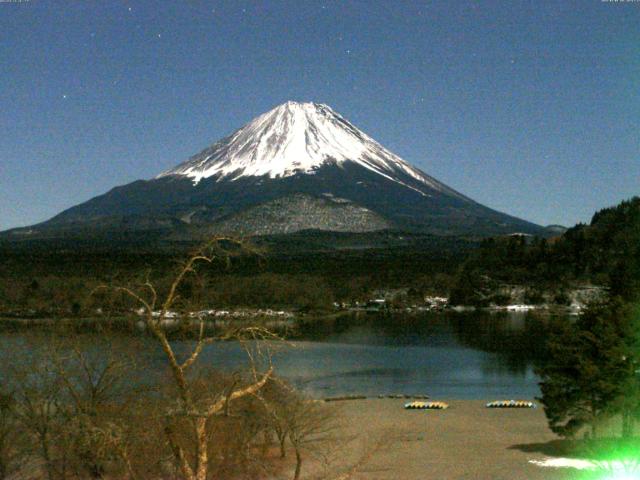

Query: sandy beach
[[314, 399, 576, 480]]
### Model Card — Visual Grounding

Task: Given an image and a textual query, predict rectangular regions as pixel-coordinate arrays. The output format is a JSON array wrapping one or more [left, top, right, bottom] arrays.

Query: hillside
[[449, 197, 640, 305]]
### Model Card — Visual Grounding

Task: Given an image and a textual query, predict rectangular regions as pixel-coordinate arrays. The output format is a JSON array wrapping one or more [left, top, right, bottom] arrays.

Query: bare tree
[[10, 351, 68, 480], [258, 378, 339, 480], [95, 237, 277, 480], [1, 330, 141, 480], [286, 398, 338, 480], [0, 236, 393, 480], [0, 390, 20, 480], [51, 333, 142, 479], [260, 379, 293, 459]]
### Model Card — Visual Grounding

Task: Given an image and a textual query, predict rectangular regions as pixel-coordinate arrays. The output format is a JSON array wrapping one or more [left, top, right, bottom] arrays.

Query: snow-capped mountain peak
[[10, 101, 545, 239], [157, 101, 463, 199]]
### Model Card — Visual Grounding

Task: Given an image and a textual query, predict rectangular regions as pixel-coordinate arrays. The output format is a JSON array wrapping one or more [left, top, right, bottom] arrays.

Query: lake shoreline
[[0, 312, 548, 400]]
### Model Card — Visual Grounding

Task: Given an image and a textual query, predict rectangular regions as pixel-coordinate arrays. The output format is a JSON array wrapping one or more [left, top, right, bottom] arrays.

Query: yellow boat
[[404, 401, 449, 410], [486, 400, 536, 408]]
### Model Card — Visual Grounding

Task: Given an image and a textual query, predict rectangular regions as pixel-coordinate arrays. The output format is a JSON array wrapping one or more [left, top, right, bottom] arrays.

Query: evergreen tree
[[617, 302, 640, 438], [536, 299, 634, 438]]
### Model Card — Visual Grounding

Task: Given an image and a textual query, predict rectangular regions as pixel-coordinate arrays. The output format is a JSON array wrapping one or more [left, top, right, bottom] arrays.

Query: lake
[[0, 310, 556, 400], [261, 310, 551, 399]]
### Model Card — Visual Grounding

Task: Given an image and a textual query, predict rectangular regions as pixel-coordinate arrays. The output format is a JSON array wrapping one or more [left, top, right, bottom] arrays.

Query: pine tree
[[536, 299, 633, 438], [617, 302, 640, 438]]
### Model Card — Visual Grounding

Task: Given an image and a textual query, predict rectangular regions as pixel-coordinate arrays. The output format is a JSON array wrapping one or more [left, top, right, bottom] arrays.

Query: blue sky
[[1, 0, 638, 230]]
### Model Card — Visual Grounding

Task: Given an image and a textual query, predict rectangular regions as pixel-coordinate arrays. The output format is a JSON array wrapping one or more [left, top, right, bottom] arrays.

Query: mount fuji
[[4, 101, 545, 240]]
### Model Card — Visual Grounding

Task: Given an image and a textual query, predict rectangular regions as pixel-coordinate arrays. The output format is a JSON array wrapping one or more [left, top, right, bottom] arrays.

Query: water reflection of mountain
[[297, 311, 552, 376], [297, 311, 448, 346], [448, 311, 550, 375]]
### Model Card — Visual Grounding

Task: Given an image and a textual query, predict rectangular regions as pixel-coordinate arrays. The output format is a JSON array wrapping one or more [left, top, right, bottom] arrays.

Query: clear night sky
[[1, 0, 638, 231]]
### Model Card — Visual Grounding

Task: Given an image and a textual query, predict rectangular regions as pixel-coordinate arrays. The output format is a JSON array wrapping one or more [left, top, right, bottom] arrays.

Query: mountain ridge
[[2, 101, 547, 240]]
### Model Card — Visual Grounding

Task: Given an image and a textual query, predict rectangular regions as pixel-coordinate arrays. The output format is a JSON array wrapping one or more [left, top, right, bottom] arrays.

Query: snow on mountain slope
[[0, 100, 548, 240], [157, 101, 466, 200]]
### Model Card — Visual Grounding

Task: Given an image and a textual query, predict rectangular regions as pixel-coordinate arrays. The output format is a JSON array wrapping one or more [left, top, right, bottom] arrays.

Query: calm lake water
[[268, 310, 551, 399], [0, 310, 557, 400]]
